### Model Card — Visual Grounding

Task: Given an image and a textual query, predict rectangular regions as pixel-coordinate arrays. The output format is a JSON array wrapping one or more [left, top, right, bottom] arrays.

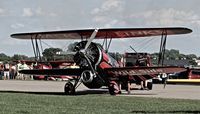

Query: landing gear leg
[[108, 81, 120, 95], [64, 82, 75, 95]]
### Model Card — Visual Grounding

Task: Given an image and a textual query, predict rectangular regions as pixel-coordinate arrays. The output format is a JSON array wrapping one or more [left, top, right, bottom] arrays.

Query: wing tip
[[175, 27, 192, 34], [10, 33, 25, 39], [184, 27, 193, 34], [10, 34, 16, 38]]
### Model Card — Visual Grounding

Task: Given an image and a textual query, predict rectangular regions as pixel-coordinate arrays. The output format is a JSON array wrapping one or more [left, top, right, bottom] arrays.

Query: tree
[[0, 53, 10, 62], [42, 48, 62, 61], [11, 54, 29, 61], [186, 54, 197, 60], [67, 42, 78, 52], [189, 60, 197, 66], [165, 49, 180, 60]]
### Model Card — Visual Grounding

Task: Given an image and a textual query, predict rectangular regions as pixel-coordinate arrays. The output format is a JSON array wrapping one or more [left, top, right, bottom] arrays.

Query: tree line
[[0, 48, 198, 66]]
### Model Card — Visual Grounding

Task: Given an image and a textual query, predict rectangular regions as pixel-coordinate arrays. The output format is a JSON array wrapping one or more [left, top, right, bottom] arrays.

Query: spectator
[[16, 60, 22, 79], [0, 62, 3, 80], [10, 63, 17, 79], [29, 63, 34, 80], [3, 62, 10, 80], [19, 61, 29, 80]]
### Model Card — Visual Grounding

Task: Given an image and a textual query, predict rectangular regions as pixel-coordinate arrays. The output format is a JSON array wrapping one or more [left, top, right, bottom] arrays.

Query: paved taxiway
[[0, 80, 199, 100]]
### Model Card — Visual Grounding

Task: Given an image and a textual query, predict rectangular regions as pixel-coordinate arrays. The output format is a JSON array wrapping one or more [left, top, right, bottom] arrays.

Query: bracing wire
[[41, 41, 54, 48], [137, 38, 157, 51], [39, 38, 44, 53], [61, 41, 74, 51]]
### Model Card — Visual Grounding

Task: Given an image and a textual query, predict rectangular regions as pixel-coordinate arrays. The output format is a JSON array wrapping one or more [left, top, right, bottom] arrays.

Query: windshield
[[107, 53, 120, 67]]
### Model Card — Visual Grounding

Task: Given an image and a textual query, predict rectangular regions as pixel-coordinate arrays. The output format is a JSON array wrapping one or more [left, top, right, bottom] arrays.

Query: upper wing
[[104, 66, 186, 81], [11, 27, 192, 40], [19, 68, 83, 76]]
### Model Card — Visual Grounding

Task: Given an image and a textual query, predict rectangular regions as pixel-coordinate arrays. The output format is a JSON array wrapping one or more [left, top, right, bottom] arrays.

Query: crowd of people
[[0, 61, 33, 80]]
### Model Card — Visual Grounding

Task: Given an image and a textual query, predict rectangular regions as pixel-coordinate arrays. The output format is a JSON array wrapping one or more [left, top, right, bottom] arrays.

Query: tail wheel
[[64, 82, 75, 95], [108, 81, 120, 95]]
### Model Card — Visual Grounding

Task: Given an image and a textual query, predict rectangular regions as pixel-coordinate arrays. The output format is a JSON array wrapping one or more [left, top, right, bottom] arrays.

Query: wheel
[[64, 82, 75, 95], [147, 82, 153, 90], [108, 81, 120, 95]]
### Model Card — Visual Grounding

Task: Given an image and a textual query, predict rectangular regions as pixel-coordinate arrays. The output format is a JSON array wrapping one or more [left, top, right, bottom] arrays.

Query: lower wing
[[19, 68, 83, 76], [104, 66, 186, 81]]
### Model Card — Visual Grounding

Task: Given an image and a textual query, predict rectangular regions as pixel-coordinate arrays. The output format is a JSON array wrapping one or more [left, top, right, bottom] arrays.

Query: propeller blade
[[84, 28, 99, 51]]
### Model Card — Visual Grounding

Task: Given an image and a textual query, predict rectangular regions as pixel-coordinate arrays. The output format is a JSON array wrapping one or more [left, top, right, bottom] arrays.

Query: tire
[[147, 82, 153, 90], [108, 81, 120, 95], [64, 82, 75, 95]]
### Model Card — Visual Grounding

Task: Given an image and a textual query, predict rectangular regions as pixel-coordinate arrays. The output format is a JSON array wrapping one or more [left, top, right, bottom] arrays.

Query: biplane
[[11, 27, 192, 95]]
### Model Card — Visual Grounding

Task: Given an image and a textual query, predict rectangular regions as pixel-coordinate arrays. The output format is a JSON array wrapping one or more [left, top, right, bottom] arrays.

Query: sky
[[0, 0, 200, 57]]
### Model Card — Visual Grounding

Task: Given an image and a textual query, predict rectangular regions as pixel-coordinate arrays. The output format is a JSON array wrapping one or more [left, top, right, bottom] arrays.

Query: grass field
[[0, 92, 200, 114]]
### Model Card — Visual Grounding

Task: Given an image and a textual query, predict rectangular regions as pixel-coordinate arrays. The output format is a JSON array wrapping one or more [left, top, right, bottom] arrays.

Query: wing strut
[[31, 37, 37, 61], [30, 35, 43, 62], [158, 29, 167, 66], [102, 37, 112, 53]]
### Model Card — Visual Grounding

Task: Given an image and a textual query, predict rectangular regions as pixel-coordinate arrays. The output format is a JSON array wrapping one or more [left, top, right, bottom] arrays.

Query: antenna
[[129, 46, 137, 53]]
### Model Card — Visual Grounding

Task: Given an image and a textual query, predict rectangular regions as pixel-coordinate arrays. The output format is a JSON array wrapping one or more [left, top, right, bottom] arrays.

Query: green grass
[[0, 92, 200, 114]]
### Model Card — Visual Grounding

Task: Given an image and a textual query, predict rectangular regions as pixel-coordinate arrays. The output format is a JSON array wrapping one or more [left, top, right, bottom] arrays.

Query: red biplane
[[11, 27, 192, 95]]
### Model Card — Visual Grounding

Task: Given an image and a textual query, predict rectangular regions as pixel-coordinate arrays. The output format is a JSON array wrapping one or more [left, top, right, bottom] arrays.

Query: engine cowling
[[80, 70, 104, 88], [81, 70, 94, 83]]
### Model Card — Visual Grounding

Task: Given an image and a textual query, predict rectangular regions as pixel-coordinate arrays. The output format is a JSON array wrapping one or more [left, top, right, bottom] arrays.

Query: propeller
[[79, 28, 104, 82], [80, 28, 99, 69], [76, 28, 99, 66], [57, 28, 99, 56]]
